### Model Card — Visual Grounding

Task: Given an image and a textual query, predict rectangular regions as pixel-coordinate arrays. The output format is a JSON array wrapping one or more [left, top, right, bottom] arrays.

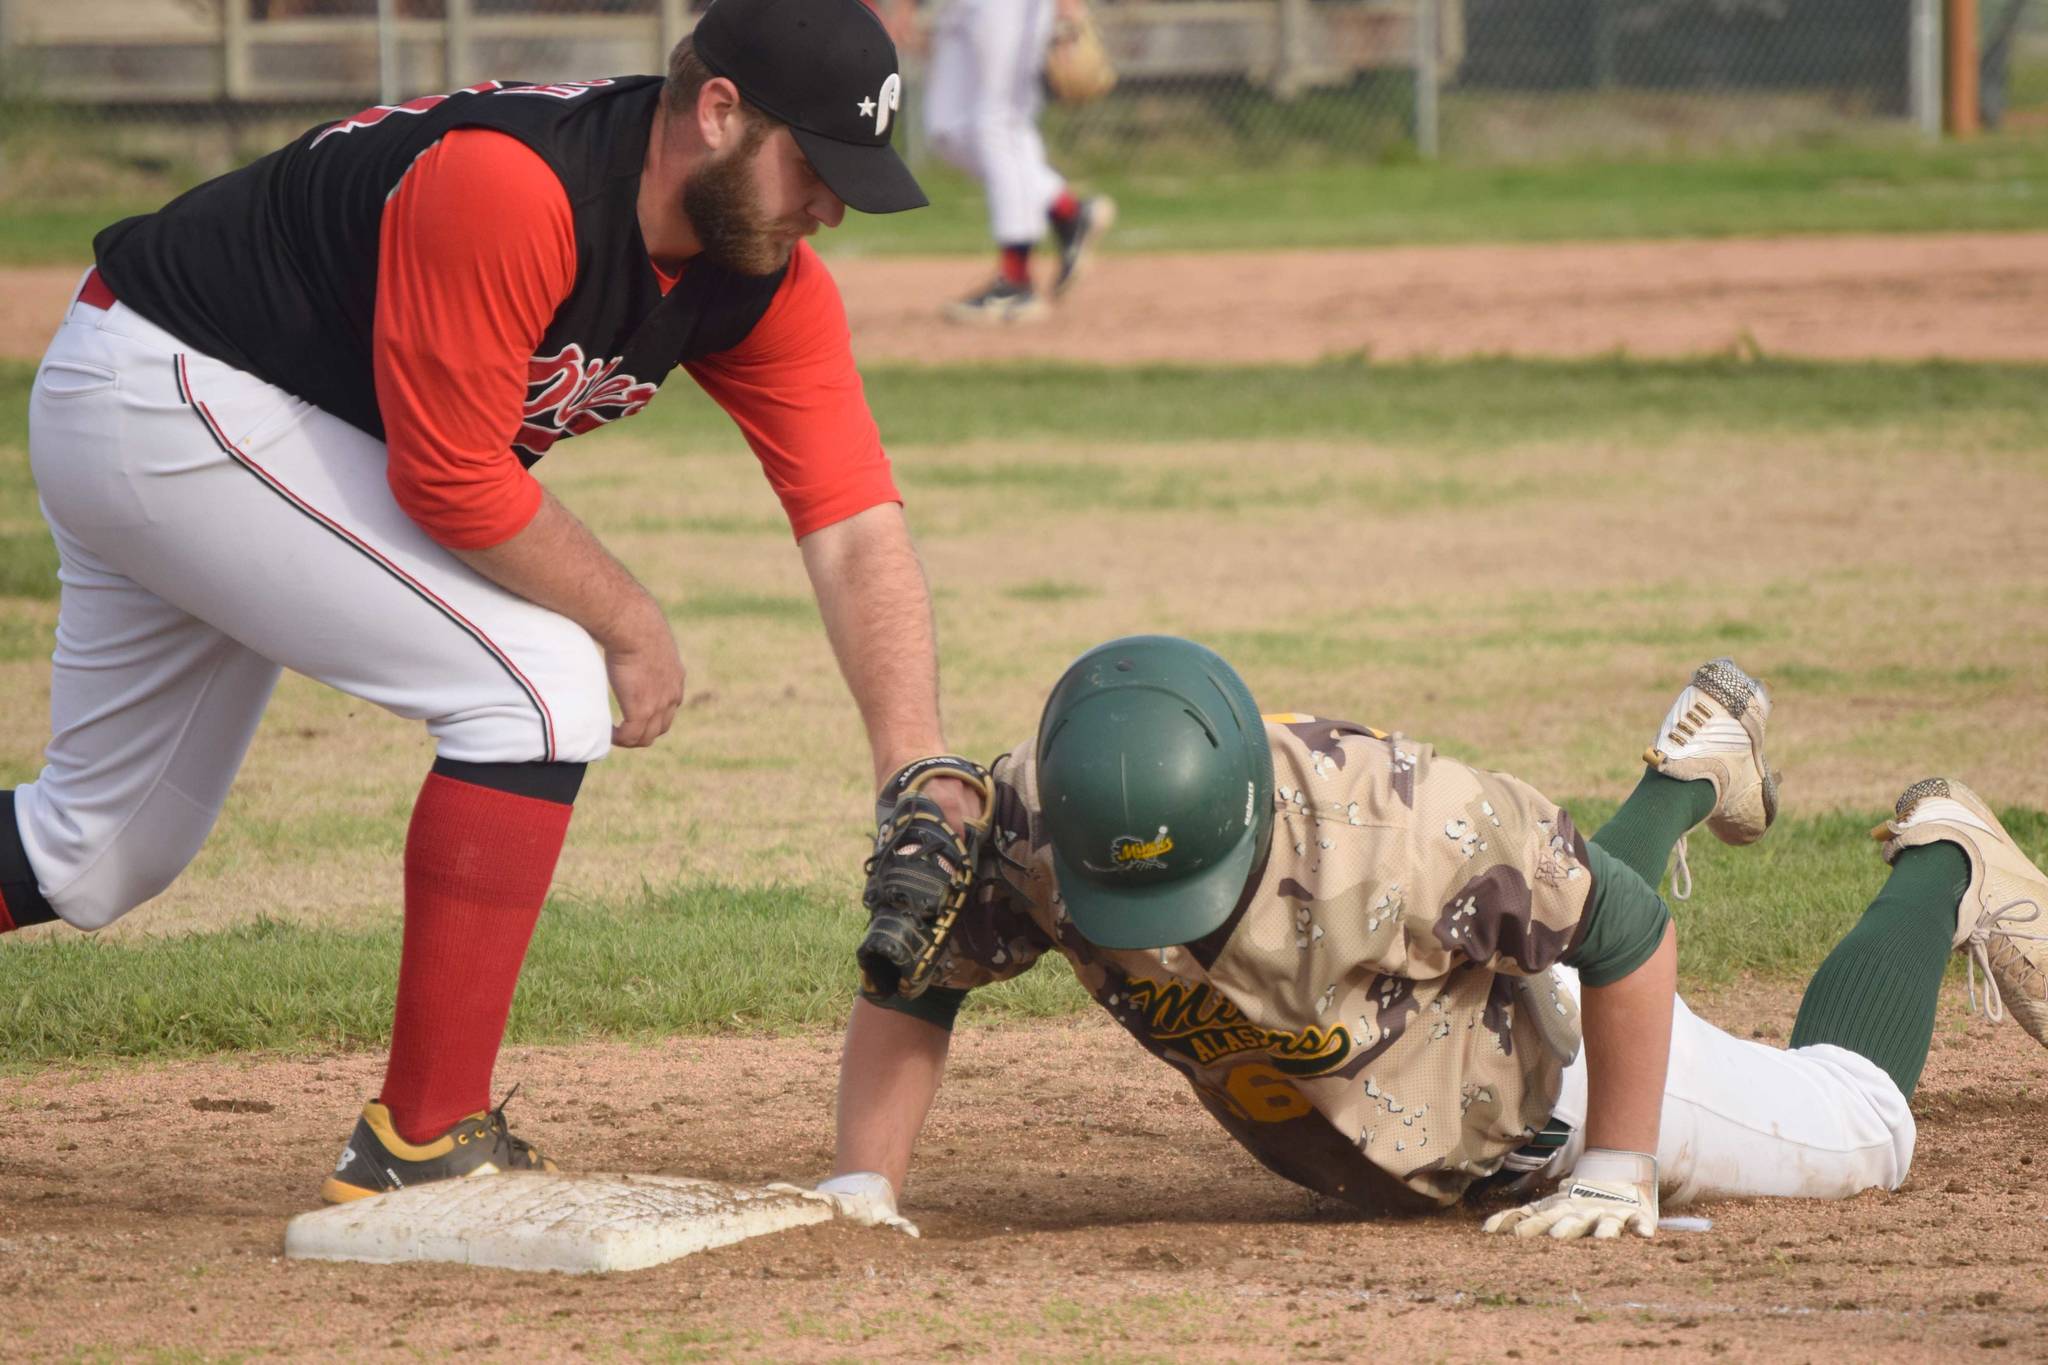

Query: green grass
[[0, 205, 148, 267], [666, 589, 818, 622], [0, 527, 58, 599], [621, 355, 2048, 454], [0, 354, 2044, 1063], [5, 806, 2040, 1064], [0, 880, 1088, 1066], [17, 357, 2047, 497], [1003, 579, 1100, 603], [6, 134, 2047, 266], [822, 136, 2048, 258]]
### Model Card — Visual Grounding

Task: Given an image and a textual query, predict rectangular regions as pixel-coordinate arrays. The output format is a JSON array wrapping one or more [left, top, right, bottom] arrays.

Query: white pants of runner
[[924, 0, 1067, 246], [1542, 966, 1916, 1204], [17, 277, 611, 932]]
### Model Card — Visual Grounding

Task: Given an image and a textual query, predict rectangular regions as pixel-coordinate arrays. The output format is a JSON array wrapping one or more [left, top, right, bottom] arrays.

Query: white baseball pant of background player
[[923, 0, 1067, 246], [18, 277, 612, 932], [1541, 965, 1916, 1201]]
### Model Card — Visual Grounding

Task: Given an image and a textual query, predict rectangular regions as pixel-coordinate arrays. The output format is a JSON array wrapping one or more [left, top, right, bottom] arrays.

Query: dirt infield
[[5, 231, 2048, 366], [2, 983, 2044, 1361]]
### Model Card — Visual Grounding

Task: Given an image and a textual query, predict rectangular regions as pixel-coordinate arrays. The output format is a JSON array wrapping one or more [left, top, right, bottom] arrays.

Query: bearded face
[[681, 121, 795, 277]]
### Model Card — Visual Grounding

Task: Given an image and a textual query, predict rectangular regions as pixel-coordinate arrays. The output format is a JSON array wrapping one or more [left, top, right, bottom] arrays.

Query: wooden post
[[1945, 0, 1980, 136], [1910, 0, 1942, 138], [222, 0, 252, 101], [659, 0, 691, 64], [377, 0, 401, 105], [446, 0, 473, 89], [1414, 0, 1439, 159], [1273, 0, 1310, 100]]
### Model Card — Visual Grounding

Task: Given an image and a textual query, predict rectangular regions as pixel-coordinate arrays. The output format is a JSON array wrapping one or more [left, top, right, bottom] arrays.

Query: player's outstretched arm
[[1485, 922, 1676, 1240], [771, 997, 950, 1236], [774, 998, 950, 1236], [836, 996, 953, 1194]]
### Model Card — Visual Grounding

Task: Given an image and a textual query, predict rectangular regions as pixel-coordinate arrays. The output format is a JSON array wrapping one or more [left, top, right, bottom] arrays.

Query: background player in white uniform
[[916, 0, 1117, 322], [797, 638, 2048, 1238]]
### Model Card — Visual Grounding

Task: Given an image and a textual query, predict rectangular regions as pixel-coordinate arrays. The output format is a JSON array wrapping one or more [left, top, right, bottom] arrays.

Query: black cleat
[[944, 277, 1048, 325], [1051, 194, 1117, 298], [320, 1088, 556, 1204]]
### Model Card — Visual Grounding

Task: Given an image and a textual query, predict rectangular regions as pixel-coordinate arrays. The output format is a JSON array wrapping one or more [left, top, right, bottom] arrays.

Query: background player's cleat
[[1875, 778, 2048, 1046], [945, 278, 1048, 325], [1643, 657, 1781, 899], [320, 1090, 556, 1204], [1051, 194, 1117, 298]]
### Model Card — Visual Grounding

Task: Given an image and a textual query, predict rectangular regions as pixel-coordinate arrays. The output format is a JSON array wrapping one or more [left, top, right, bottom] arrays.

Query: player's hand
[[600, 595, 685, 748], [767, 1172, 921, 1238], [1482, 1149, 1658, 1240], [920, 773, 988, 838]]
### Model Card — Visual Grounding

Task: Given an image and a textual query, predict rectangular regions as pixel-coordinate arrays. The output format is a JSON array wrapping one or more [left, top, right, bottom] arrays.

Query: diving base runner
[[794, 638, 2047, 1239]]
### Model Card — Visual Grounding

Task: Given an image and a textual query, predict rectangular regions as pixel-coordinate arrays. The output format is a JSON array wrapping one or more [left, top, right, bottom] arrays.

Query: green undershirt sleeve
[[1565, 841, 1673, 988], [862, 985, 969, 1032]]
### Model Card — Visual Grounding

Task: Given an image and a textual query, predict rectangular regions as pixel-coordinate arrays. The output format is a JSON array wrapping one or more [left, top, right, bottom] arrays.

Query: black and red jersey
[[92, 76, 898, 547], [96, 77, 783, 449]]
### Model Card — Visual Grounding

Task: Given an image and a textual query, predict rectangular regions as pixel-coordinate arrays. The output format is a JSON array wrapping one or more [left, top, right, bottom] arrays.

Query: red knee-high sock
[[380, 771, 572, 1144], [1049, 189, 1081, 225]]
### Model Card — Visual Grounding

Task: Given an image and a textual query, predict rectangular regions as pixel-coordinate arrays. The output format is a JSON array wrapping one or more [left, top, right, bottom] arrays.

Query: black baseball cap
[[690, 0, 928, 214]]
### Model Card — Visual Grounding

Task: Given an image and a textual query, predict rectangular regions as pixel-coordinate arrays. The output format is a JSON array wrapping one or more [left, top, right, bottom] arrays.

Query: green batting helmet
[[1035, 636, 1273, 950]]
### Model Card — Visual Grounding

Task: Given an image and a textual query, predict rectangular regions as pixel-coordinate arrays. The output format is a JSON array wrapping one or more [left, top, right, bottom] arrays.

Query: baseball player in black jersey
[[6, 0, 984, 1203]]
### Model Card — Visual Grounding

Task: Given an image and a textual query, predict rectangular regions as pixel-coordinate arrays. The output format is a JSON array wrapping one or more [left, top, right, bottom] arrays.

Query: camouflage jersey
[[930, 717, 1596, 1213]]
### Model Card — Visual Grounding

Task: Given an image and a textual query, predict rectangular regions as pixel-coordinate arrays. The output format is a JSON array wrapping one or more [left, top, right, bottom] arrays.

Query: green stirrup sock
[[1788, 841, 1970, 1100], [1589, 768, 1718, 892]]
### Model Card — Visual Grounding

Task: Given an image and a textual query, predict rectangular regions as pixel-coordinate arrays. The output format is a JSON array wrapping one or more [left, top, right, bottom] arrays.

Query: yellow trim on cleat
[[359, 1100, 461, 1161], [320, 1175, 383, 1205]]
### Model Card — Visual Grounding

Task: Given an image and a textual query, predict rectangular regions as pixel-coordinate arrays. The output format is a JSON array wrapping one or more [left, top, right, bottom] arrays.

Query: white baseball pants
[[924, 0, 1068, 246], [1544, 967, 1917, 1203], [17, 280, 611, 932]]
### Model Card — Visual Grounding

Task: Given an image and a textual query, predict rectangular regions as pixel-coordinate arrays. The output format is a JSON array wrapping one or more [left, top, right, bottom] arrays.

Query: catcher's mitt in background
[[858, 756, 996, 999], [1045, 5, 1118, 105]]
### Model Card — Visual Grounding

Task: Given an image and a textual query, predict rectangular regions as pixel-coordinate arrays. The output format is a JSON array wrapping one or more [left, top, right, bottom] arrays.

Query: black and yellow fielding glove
[[858, 756, 996, 1000]]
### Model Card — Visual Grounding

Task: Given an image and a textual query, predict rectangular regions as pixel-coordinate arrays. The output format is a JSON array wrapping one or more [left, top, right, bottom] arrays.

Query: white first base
[[284, 1173, 834, 1274]]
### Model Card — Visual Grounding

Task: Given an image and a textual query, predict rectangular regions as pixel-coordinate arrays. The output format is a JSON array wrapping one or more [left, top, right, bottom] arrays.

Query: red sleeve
[[373, 128, 575, 550], [683, 243, 899, 540]]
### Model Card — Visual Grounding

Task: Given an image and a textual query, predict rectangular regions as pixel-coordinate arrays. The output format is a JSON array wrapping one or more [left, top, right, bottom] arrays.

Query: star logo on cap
[[859, 96, 877, 118]]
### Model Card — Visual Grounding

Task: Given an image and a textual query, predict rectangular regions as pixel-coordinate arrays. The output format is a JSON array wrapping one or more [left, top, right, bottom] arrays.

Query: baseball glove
[[1045, 6, 1118, 105], [858, 756, 996, 999]]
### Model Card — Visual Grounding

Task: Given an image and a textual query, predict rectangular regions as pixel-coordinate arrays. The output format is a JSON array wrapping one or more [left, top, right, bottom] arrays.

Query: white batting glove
[[766, 1172, 921, 1238], [1481, 1148, 1658, 1241]]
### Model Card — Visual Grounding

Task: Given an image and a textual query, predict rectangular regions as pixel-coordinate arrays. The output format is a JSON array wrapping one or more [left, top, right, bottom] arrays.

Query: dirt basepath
[[3, 985, 2045, 1360], [7, 232, 2047, 367], [843, 232, 2048, 365]]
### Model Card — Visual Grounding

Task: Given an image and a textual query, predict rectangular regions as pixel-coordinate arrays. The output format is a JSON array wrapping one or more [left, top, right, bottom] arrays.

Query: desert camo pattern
[[934, 718, 1595, 1211]]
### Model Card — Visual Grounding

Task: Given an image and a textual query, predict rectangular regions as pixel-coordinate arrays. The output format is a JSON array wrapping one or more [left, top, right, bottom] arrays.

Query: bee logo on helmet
[[1035, 636, 1273, 950], [1091, 826, 1175, 873]]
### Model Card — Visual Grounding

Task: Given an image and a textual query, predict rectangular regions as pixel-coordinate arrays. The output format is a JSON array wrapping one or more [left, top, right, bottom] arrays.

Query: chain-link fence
[[0, 0, 2042, 179], [1058, 0, 1972, 165]]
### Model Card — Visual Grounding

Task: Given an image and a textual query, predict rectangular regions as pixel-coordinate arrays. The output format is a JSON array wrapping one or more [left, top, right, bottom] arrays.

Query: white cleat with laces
[[1643, 657, 1781, 899], [1873, 778, 2048, 1046]]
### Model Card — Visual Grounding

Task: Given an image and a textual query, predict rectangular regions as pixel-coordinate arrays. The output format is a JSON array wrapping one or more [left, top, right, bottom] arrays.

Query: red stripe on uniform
[[78, 269, 117, 311], [174, 354, 561, 762]]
